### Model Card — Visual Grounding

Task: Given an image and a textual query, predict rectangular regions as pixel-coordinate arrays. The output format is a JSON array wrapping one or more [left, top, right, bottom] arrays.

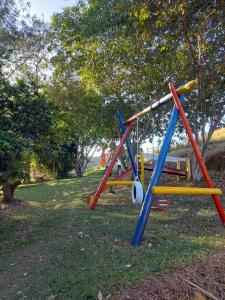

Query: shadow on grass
[[1, 176, 225, 299], [1, 203, 223, 299], [1, 198, 223, 249]]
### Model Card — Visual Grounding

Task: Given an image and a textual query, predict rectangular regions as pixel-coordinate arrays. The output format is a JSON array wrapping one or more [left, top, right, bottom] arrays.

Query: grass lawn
[[0, 170, 225, 299]]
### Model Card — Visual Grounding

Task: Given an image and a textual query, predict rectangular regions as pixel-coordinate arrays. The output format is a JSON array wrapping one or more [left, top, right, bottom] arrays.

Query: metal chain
[[136, 117, 139, 177], [152, 115, 155, 166]]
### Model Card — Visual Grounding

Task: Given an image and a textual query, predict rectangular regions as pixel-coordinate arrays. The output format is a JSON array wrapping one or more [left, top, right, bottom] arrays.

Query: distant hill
[[169, 128, 225, 172]]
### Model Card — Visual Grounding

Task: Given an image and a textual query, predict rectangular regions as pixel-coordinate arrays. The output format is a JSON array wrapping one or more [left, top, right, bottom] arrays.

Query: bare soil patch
[[112, 250, 225, 300]]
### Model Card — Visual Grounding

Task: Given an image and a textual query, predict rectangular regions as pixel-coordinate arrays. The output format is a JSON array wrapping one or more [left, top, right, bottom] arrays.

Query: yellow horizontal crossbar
[[152, 186, 222, 195], [106, 181, 133, 186], [177, 79, 198, 95], [125, 80, 197, 124]]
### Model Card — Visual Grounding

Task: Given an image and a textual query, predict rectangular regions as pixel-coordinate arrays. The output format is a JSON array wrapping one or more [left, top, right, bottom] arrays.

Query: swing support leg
[[132, 95, 185, 246], [118, 111, 137, 175], [169, 82, 225, 223], [90, 123, 133, 210]]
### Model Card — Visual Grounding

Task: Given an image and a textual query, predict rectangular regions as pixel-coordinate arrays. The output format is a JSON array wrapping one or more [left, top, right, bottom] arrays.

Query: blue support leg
[[118, 111, 137, 176], [132, 95, 185, 246]]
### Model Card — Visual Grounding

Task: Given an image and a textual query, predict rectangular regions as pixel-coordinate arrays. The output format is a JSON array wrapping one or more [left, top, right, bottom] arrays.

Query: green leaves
[[1, 0, 222, 181], [0, 73, 58, 181]]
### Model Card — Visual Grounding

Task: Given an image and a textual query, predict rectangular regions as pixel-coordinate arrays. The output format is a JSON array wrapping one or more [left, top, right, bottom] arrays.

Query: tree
[[47, 81, 103, 177], [180, 0, 225, 180], [0, 0, 19, 46], [51, 0, 225, 181], [0, 75, 58, 202], [2, 16, 51, 84]]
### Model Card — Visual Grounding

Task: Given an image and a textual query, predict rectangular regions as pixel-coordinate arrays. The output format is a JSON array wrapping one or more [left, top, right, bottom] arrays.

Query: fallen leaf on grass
[[46, 295, 57, 300], [78, 232, 83, 238], [97, 291, 103, 300], [17, 290, 22, 295]]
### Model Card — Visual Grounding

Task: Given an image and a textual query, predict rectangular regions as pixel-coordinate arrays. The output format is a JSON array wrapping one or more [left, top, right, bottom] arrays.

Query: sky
[[28, 0, 76, 22]]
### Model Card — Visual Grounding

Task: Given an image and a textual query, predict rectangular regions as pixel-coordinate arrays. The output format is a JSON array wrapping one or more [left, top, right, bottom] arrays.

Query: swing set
[[86, 80, 225, 246]]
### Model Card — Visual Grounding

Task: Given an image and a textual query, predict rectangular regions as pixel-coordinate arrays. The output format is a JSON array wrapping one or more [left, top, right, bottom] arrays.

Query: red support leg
[[169, 82, 225, 223], [90, 123, 133, 210]]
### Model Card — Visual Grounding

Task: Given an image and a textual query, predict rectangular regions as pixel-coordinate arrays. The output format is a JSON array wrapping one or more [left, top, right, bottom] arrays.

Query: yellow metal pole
[[140, 153, 145, 186], [176, 160, 181, 182], [186, 158, 191, 180], [152, 186, 222, 195], [106, 181, 133, 186]]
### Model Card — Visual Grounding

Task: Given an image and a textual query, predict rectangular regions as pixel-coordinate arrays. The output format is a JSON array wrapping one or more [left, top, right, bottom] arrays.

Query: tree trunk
[[191, 117, 217, 182], [192, 156, 202, 182], [2, 180, 21, 203], [74, 162, 83, 177]]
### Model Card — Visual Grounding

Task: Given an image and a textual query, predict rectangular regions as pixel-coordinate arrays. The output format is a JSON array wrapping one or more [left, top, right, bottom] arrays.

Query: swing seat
[[153, 199, 170, 211], [132, 178, 144, 204]]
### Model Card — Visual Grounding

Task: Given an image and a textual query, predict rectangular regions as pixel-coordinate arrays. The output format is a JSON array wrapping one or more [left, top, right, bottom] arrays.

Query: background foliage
[[0, 0, 224, 189]]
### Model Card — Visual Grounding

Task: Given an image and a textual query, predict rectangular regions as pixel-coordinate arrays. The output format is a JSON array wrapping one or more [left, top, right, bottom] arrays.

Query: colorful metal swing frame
[[87, 80, 225, 246]]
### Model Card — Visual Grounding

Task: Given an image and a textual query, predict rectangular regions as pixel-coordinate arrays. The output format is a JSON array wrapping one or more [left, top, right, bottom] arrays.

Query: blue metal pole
[[132, 95, 185, 246], [118, 111, 137, 176]]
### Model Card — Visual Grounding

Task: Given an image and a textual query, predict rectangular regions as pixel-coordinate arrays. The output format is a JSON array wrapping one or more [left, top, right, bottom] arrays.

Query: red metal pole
[[90, 123, 133, 210], [169, 82, 225, 223]]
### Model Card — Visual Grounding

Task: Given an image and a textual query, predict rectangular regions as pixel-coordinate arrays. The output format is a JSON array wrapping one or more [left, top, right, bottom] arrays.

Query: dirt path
[[112, 250, 225, 300]]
